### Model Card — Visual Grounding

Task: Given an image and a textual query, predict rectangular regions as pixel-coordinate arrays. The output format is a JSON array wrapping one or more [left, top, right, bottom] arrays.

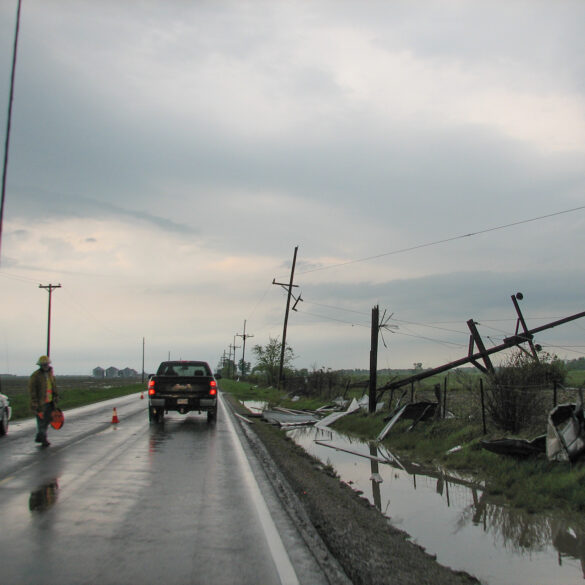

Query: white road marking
[[219, 394, 300, 585]]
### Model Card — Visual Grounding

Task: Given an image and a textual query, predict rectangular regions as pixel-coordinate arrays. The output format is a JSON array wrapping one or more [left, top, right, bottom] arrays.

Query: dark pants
[[35, 402, 54, 442]]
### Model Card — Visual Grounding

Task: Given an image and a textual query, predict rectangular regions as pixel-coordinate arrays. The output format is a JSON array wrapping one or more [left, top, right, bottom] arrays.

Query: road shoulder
[[224, 393, 480, 585]]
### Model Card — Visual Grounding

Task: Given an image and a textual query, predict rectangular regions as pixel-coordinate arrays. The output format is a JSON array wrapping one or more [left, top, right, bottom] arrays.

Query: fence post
[[553, 380, 557, 408], [443, 376, 448, 419], [480, 378, 487, 434]]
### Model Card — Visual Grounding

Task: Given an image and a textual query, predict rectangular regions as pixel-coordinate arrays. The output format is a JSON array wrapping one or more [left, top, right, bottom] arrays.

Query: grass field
[[1, 375, 145, 420]]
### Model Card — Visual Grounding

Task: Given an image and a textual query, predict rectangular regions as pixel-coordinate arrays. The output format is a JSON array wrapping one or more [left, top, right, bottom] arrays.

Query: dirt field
[[225, 394, 479, 585]]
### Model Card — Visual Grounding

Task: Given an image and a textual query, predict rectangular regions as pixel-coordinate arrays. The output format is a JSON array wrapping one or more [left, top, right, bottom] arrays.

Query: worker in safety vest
[[29, 355, 59, 447]]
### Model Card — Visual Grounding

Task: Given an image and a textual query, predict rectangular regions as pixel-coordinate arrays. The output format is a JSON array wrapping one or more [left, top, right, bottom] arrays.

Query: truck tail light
[[209, 380, 217, 396], [148, 379, 156, 396]]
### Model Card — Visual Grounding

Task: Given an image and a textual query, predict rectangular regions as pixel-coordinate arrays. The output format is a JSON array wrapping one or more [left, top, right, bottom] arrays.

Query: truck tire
[[149, 406, 163, 424], [207, 408, 217, 423]]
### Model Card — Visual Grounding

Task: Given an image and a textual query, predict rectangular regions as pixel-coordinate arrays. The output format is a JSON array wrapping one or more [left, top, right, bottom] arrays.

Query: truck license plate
[[177, 399, 188, 405]]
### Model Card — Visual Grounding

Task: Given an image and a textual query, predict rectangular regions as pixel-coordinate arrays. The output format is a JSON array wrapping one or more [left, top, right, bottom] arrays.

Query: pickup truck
[[147, 360, 219, 423]]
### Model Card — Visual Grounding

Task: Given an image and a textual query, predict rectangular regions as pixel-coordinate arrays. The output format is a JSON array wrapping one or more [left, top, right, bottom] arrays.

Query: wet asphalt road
[[0, 393, 327, 585]]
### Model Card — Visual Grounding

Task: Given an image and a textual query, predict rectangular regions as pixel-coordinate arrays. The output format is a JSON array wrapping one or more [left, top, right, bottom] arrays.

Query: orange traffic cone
[[111, 408, 120, 424], [140, 392, 144, 400]]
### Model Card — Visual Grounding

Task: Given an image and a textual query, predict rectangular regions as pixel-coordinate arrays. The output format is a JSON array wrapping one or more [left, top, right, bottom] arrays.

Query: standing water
[[286, 425, 585, 585]]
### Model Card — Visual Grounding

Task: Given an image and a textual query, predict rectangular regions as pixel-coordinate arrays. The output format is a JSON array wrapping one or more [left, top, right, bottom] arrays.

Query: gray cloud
[[0, 1, 583, 374]]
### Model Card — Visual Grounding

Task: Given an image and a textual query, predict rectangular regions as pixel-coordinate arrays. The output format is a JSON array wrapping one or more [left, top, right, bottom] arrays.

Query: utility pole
[[39, 283, 61, 356], [510, 292, 539, 361], [229, 336, 240, 378], [272, 246, 302, 388], [369, 305, 379, 414], [0, 0, 22, 264], [236, 320, 254, 377], [369, 306, 398, 413]]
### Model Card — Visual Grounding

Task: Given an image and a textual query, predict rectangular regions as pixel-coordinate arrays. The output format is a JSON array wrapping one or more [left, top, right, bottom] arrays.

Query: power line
[[303, 300, 370, 316], [390, 317, 467, 336], [392, 329, 467, 348], [299, 309, 370, 328], [298, 205, 585, 275], [0, 270, 39, 284], [298, 307, 469, 350]]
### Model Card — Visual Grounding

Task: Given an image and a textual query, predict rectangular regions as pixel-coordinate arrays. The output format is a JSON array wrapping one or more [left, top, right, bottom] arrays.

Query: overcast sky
[[0, 1, 584, 376]]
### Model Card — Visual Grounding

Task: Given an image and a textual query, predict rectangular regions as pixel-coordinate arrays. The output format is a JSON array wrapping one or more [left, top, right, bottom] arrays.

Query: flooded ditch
[[242, 401, 585, 585]]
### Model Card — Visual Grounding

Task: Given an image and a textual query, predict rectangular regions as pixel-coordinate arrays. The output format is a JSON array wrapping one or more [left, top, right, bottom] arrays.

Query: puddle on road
[[286, 425, 585, 585]]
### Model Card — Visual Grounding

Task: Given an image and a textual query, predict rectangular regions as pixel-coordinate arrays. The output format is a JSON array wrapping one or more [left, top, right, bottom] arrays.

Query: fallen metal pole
[[378, 309, 585, 395]]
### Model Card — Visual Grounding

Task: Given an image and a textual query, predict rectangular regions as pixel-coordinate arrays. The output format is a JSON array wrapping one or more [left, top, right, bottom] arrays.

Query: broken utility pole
[[272, 245, 302, 388], [369, 306, 398, 413], [369, 305, 379, 414], [377, 292, 585, 398]]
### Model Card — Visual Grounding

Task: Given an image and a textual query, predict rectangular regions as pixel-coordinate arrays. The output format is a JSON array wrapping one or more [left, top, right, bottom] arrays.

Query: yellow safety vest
[[45, 374, 53, 403]]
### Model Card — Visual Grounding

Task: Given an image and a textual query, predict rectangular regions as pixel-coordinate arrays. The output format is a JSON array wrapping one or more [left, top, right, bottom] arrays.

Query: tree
[[252, 336, 295, 386], [238, 358, 251, 377], [485, 350, 566, 433], [217, 357, 235, 379]]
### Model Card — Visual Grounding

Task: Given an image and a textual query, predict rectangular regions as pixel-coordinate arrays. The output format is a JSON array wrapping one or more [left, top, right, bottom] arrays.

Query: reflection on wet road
[[0, 394, 324, 585], [288, 425, 585, 585]]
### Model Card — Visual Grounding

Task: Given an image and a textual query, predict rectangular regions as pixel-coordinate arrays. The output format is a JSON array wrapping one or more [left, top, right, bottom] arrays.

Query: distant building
[[105, 366, 119, 378], [92, 367, 105, 378], [120, 367, 138, 378]]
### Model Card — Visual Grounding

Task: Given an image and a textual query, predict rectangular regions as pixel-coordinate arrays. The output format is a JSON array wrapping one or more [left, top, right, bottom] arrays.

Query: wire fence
[[279, 370, 585, 436]]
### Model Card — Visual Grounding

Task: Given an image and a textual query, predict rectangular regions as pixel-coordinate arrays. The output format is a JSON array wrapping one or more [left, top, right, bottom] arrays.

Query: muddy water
[[286, 425, 585, 585]]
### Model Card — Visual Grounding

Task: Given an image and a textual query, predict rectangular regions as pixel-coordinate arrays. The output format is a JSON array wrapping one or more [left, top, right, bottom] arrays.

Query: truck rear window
[[157, 363, 211, 377]]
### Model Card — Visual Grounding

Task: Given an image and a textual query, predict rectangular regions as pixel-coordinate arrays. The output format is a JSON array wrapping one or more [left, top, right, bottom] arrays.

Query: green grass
[[219, 378, 327, 411], [565, 370, 585, 387], [218, 379, 285, 402], [2, 376, 144, 420]]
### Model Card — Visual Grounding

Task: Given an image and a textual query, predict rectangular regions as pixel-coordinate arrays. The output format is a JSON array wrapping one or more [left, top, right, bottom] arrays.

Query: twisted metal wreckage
[[261, 293, 585, 462]]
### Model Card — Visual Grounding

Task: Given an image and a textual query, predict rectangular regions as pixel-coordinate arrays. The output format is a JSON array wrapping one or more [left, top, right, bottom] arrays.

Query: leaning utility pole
[[272, 246, 301, 388], [39, 283, 61, 356], [236, 320, 254, 377]]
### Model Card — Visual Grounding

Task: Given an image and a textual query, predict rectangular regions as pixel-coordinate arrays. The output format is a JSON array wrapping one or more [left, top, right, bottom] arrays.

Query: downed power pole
[[377, 293, 585, 399]]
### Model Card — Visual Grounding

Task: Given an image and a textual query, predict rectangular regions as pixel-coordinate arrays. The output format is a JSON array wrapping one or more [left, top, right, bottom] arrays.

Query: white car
[[0, 393, 11, 435]]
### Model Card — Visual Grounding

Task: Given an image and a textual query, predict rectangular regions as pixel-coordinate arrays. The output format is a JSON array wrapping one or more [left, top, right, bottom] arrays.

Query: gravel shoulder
[[224, 393, 479, 585]]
